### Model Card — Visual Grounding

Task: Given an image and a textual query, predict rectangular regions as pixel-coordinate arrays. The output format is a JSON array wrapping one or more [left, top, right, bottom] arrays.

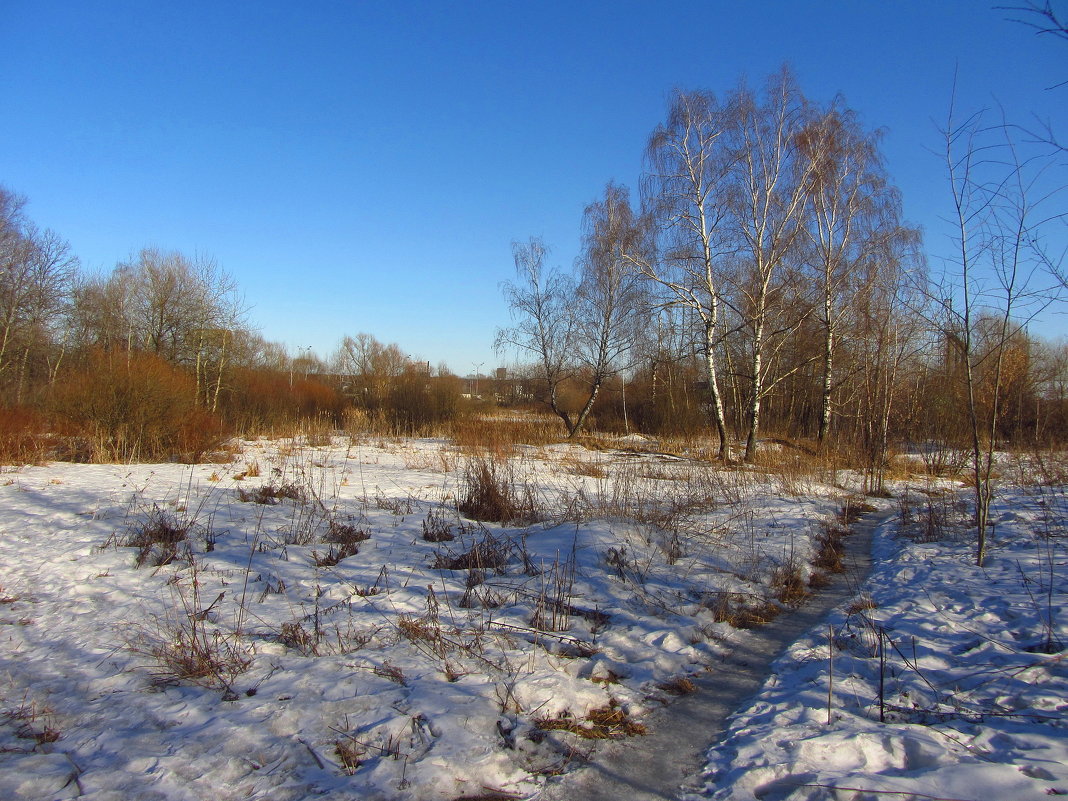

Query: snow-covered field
[[0, 435, 843, 801], [1, 436, 1063, 801], [691, 479, 1068, 801]]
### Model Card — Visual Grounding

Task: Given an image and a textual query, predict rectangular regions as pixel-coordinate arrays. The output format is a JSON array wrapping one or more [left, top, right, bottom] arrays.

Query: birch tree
[[725, 68, 820, 462], [568, 183, 649, 436], [795, 102, 920, 445], [634, 90, 736, 460]]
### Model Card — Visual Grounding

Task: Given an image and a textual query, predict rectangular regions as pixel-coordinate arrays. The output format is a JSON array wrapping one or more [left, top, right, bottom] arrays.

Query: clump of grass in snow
[[237, 481, 305, 505], [658, 676, 698, 695], [433, 530, 512, 572], [771, 562, 808, 608], [457, 455, 539, 524], [707, 591, 784, 629], [131, 559, 253, 696], [120, 504, 203, 568], [313, 519, 371, 567], [3, 699, 61, 746], [535, 701, 646, 739], [422, 507, 456, 542]]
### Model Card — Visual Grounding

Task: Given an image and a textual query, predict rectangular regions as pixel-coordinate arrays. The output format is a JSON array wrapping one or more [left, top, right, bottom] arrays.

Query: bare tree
[[939, 91, 1065, 565], [795, 102, 921, 445], [1000, 1, 1068, 42], [123, 249, 243, 363], [725, 68, 820, 461], [496, 238, 578, 434], [0, 188, 78, 400], [560, 183, 650, 436], [332, 332, 409, 408], [72, 249, 244, 367], [634, 89, 736, 460]]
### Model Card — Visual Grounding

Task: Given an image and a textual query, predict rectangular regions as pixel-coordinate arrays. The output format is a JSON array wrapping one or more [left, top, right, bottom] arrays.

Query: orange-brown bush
[[50, 349, 229, 462], [0, 406, 55, 464], [222, 368, 345, 435]]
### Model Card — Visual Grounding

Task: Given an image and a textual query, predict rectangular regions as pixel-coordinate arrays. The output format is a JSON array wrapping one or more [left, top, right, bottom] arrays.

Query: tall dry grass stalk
[[451, 413, 564, 457]]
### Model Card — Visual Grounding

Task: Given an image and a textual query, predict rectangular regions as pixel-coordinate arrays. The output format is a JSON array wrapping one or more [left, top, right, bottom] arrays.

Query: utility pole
[[472, 362, 484, 396]]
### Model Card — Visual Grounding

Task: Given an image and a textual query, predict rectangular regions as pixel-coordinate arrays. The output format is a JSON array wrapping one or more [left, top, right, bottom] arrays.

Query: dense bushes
[[50, 350, 229, 462], [0, 406, 54, 463], [221, 368, 346, 435]]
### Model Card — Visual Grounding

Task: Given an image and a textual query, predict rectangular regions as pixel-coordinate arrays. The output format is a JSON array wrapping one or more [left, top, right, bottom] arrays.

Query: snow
[[687, 479, 1068, 801], [0, 437, 1063, 801], [0, 436, 840, 800]]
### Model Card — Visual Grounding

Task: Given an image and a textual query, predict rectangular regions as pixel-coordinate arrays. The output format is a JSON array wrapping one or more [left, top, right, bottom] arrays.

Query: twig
[[798, 785, 976, 801], [298, 737, 325, 770]]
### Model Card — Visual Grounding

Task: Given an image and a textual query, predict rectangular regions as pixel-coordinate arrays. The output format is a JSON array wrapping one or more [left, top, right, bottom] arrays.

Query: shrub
[[50, 349, 229, 462], [0, 406, 54, 464]]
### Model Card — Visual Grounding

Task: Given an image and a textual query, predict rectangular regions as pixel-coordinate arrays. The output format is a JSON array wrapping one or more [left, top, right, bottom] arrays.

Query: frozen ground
[[0, 435, 845, 801], [1, 437, 1063, 801], [687, 479, 1068, 801]]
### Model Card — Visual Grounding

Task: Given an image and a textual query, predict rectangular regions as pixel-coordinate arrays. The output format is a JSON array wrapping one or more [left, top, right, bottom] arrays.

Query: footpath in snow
[[685, 483, 1068, 801], [531, 506, 885, 801]]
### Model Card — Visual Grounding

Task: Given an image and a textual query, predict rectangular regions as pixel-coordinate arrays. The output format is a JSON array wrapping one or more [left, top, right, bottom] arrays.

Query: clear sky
[[2, 1, 1065, 374]]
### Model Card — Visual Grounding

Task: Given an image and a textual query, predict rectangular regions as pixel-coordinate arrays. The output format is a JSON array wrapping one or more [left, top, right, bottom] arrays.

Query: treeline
[[497, 68, 1067, 478], [3, 67, 1064, 471], [0, 191, 467, 461]]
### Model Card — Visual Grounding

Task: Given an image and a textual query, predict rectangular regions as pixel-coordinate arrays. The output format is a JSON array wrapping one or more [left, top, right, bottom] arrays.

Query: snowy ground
[[2, 437, 1062, 801], [0, 435, 845, 801], [689, 478, 1068, 801]]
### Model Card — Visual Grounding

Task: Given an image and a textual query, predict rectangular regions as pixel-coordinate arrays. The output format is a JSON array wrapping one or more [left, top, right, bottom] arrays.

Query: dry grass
[[402, 447, 453, 472], [120, 504, 200, 568], [771, 562, 808, 608], [559, 455, 608, 478], [813, 523, 847, 573], [708, 591, 784, 629], [657, 676, 699, 695], [334, 739, 363, 775], [808, 570, 832, 589], [535, 701, 646, 739], [457, 456, 539, 524], [277, 621, 318, 655], [131, 562, 253, 695], [3, 702, 61, 747], [422, 507, 457, 542], [837, 500, 877, 525], [373, 662, 406, 685], [237, 482, 306, 505], [313, 519, 371, 566], [0, 406, 56, 465], [846, 594, 878, 615], [433, 530, 512, 571], [451, 414, 563, 457], [232, 460, 261, 480]]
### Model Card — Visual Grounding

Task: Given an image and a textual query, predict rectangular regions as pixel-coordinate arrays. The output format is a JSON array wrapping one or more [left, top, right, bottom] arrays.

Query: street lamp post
[[472, 362, 484, 396]]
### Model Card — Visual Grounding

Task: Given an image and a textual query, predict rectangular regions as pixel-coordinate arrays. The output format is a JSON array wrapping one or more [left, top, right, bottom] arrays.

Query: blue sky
[[2, 1, 1065, 374]]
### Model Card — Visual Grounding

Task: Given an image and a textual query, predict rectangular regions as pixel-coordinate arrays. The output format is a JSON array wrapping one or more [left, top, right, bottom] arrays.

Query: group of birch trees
[[502, 69, 929, 464]]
